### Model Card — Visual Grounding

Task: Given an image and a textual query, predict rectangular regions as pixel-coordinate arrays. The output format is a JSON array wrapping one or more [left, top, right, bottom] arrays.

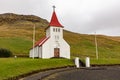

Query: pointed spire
[[53, 5, 56, 11], [49, 6, 63, 27]]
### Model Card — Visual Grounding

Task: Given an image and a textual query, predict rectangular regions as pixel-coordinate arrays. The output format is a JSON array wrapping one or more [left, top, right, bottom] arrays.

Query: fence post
[[75, 57, 80, 68], [85, 57, 90, 67]]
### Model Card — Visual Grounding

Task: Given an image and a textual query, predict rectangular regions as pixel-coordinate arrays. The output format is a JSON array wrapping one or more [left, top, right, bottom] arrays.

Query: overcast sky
[[0, 0, 120, 36]]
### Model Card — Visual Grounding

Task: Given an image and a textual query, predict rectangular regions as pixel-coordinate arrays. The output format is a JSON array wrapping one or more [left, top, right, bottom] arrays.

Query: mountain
[[0, 13, 48, 25], [0, 13, 120, 59]]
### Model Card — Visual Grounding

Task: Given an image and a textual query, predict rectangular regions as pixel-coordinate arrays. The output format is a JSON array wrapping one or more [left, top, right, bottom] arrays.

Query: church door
[[54, 48, 60, 57]]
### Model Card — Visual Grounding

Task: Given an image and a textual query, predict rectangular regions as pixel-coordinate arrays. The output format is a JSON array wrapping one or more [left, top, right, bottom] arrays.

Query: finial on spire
[[52, 5, 56, 11]]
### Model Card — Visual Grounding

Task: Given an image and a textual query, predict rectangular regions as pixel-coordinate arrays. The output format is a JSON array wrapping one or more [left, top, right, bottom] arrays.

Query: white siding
[[42, 38, 52, 58], [29, 49, 33, 57], [38, 46, 42, 58], [43, 26, 70, 59], [29, 46, 39, 58], [50, 27, 63, 39], [60, 39, 70, 59]]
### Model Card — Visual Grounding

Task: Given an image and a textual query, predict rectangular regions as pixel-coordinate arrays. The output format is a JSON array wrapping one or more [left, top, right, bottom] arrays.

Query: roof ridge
[[34, 36, 49, 47]]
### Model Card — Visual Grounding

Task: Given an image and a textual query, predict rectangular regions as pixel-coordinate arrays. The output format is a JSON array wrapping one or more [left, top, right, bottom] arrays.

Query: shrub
[[0, 48, 13, 57]]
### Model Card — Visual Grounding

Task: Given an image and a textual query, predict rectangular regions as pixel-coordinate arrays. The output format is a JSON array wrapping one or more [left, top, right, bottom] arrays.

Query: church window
[[53, 28, 60, 32], [58, 28, 60, 32], [56, 28, 57, 32], [55, 35, 59, 40], [53, 28, 55, 32]]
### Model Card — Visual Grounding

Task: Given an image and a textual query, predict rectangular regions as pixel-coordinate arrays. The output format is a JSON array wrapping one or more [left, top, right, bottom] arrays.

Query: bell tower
[[46, 6, 63, 40]]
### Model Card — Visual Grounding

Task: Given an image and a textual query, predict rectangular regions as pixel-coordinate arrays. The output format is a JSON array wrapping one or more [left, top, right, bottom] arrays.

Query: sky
[[0, 0, 120, 36]]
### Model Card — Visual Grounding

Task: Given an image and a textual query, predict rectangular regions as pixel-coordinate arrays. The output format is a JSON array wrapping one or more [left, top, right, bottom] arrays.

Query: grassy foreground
[[0, 58, 74, 80], [0, 58, 120, 79]]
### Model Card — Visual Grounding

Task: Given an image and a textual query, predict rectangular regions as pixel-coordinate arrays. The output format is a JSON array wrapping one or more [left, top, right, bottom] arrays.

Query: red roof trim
[[34, 36, 49, 47], [49, 11, 63, 28]]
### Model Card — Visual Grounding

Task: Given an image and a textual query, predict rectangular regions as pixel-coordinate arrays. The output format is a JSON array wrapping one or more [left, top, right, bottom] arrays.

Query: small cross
[[53, 5, 56, 11]]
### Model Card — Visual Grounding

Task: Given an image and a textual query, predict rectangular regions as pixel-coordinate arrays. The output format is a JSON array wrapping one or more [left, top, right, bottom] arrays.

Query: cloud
[[61, 0, 120, 36]]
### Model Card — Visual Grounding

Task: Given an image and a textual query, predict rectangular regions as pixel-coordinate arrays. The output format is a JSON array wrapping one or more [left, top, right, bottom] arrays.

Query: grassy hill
[[0, 13, 120, 59]]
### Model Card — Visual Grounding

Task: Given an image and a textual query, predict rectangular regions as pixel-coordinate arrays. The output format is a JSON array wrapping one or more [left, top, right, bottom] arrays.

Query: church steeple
[[49, 6, 63, 27]]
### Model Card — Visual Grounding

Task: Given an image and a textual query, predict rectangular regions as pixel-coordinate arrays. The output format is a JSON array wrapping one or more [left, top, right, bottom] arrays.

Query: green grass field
[[0, 58, 120, 79], [90, 58, 120, 65], [0, 58, 74, 80], [0, 37, 32, 55], [0, 31, 120, 59], [64, 31, 120, 59]]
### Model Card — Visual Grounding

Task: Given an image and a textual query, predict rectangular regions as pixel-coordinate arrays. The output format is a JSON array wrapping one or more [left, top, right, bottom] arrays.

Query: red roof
[[34, 36, 49, 47], [49, 11, 63, 27]]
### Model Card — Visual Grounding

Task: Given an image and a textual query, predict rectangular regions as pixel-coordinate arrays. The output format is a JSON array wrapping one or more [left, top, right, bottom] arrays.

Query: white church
[[29, 6, 70, 59]]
